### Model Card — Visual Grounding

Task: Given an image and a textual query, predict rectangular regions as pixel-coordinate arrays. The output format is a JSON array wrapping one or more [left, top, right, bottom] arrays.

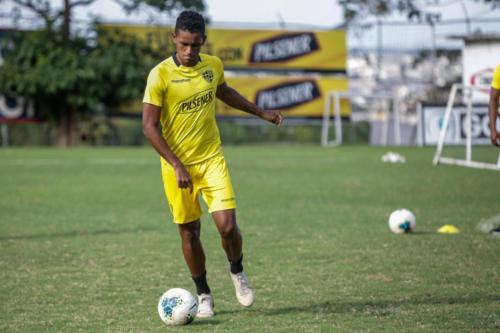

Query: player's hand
[[173, 164, 193, 193], [261, 110, 284, 126], [491, 129, 500, 146]]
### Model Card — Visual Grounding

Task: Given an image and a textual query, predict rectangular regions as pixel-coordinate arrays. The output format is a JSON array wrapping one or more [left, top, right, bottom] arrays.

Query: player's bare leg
[[178, 220, 206, 276], [178, 220, 214, 317], [212, 209, 242, 261], [212, 209, 255, 307]]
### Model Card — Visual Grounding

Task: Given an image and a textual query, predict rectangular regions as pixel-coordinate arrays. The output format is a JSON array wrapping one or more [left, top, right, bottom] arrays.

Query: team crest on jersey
[[202, 70, 214, 83]]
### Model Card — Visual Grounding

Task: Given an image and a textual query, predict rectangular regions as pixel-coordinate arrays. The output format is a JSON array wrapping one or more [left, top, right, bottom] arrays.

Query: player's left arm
[[216, 82, 283, 126]]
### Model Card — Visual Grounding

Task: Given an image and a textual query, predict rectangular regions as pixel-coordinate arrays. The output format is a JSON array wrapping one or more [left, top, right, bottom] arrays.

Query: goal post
[[432, 83, 500, 171], [321, 91, 342, 147], [321, 91, 405, 147]]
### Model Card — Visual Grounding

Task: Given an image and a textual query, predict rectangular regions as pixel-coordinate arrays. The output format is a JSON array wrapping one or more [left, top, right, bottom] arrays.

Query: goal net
[[322, 90, 413, 147]]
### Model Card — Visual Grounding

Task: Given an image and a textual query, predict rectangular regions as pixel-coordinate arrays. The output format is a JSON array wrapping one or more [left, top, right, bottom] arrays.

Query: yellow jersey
[[492, 65, 500, 90], [143, 53, 225, 165]]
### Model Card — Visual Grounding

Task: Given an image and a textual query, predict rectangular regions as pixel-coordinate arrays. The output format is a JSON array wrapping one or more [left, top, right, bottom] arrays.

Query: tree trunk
[[55, 0, 73, 146], [63, 0, 70, 40], [56, 105, 77, 147]]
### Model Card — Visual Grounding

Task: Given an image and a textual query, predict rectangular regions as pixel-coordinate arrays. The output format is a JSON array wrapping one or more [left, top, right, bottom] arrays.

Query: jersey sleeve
[[492, 65, 500, 90], [215, 56, 226, 86], [143, 66, 166, 107]]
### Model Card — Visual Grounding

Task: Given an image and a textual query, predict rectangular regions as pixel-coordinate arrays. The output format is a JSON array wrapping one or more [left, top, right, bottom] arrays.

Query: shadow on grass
[[216, 308, 251, 315], [188, 319, 223, 326], [408, 230, 437, 236], [0, 226, 160, 241], [262, 293, 499, 316]]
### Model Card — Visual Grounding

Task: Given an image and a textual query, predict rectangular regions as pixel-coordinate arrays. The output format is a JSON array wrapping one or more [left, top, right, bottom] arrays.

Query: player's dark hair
[[175, 10, 206, 36]]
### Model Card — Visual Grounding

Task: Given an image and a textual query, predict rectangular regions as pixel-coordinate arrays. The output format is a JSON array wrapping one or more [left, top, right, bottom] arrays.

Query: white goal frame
[[321, 91, 343, 147], [321, 91, 403, 147], [432, 83, 500, 171]]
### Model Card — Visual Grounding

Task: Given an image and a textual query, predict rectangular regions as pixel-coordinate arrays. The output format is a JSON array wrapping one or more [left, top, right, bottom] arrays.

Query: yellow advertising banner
[[98, 24, 346, 72], [115, 76, 349, 117], [207, 29, 345, 72], [218, 76, 350, 117]]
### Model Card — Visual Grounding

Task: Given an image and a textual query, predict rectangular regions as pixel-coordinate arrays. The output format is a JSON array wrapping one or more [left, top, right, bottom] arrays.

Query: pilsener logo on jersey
[[178, 89, 215, 114], [249, 33, 319, 63], [255, 80, 320, 110]]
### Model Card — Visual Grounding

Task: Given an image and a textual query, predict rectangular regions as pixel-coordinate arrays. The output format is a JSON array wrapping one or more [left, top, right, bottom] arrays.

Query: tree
[[338, 0, 500, 24], [339, 0, 416, 24], [0, 0, 205, 146]]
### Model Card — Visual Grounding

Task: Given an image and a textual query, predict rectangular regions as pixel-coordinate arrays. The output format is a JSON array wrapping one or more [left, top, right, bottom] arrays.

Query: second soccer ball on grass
[[388, 209, 416, 234]]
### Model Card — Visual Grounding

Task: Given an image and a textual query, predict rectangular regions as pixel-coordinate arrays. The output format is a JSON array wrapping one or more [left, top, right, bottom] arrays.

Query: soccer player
[[142, 11, 283, 318], [489, 64, 500, 147], [488, 64, 500, 236]]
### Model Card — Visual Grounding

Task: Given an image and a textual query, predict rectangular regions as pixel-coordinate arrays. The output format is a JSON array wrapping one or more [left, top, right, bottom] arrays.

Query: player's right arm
[[489, 87, 500, 146], [142, 103, 193, 192], [490, 65, 500, 147]]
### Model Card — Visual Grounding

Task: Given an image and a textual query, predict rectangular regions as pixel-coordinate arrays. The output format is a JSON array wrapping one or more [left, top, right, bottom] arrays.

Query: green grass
[[1, 146, 499, 332]]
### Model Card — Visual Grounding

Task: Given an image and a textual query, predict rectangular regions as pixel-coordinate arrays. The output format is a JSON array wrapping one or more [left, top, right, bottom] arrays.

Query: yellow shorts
[[160, 154, 236, 224]]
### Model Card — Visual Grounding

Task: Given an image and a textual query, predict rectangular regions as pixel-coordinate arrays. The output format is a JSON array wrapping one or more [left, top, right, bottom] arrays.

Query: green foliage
[[339, 0, 500, 24], [0, 0, 205, 144], [0, 30, 159, 119], [2, 119, 371, 146], [218, 120, 370, 145], [0, 31, 83, 98], [77, 31, 162, 110], [338, 0, 418, 23], [118, 0, 205, 13]]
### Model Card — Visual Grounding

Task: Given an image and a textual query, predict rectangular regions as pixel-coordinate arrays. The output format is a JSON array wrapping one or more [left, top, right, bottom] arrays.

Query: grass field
[[1, 145, 499, 332]]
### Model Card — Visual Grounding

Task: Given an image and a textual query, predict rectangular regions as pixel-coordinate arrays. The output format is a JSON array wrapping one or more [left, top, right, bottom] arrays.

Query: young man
[[488, 64, 500, 236], [489, 64, 500, 147], [142, 11, 283, 318]]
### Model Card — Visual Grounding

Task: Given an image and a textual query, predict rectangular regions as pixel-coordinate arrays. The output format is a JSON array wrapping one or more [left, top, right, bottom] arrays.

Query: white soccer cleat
[[196, 293, 214, 318], [229, 271, 255, 307]]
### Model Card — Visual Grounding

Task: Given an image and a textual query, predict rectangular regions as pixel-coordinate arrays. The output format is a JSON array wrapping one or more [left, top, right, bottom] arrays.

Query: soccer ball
[[158, 288, 198, 326], [388, 209, 416, 234]]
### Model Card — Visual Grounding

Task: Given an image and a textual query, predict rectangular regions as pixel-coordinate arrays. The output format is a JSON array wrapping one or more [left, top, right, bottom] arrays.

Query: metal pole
[[460, 0, 471, 35], [430, 23, 437, 84], [381, 100, 389, 146], [433, 84, 458, 165], [376, 18, 382, 82], [334, 93, 342, 146], [465, 87, 473, 162], [321, 92, 342, 147], [416, 102, 423, 146], [393, 96, 401, 146], [321, 93, 332, 147]]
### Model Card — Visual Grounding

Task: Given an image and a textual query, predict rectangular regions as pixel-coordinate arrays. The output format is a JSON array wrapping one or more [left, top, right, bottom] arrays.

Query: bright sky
[[70, 0, 500, 26], [206, 0, 343, 28], [1, 0, 499, 50], [1, 0, 499, 30], [71, 0, 343, 29]]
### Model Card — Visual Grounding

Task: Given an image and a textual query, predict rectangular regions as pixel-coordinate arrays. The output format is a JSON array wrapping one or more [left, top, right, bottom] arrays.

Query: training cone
[[437, 224, 460, 234]]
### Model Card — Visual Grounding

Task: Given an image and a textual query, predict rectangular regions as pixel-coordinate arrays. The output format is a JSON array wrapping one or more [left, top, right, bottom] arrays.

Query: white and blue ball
[[388, 209, 416, 234], [158, 288, 198, 326]]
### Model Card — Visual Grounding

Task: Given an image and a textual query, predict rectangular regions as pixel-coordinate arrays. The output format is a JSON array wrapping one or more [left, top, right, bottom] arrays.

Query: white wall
[[462, 41, 500, 104]]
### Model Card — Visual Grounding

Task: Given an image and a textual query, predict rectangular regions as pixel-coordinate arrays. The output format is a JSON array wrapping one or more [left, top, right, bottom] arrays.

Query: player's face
[[172, 30, 205, 67]]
